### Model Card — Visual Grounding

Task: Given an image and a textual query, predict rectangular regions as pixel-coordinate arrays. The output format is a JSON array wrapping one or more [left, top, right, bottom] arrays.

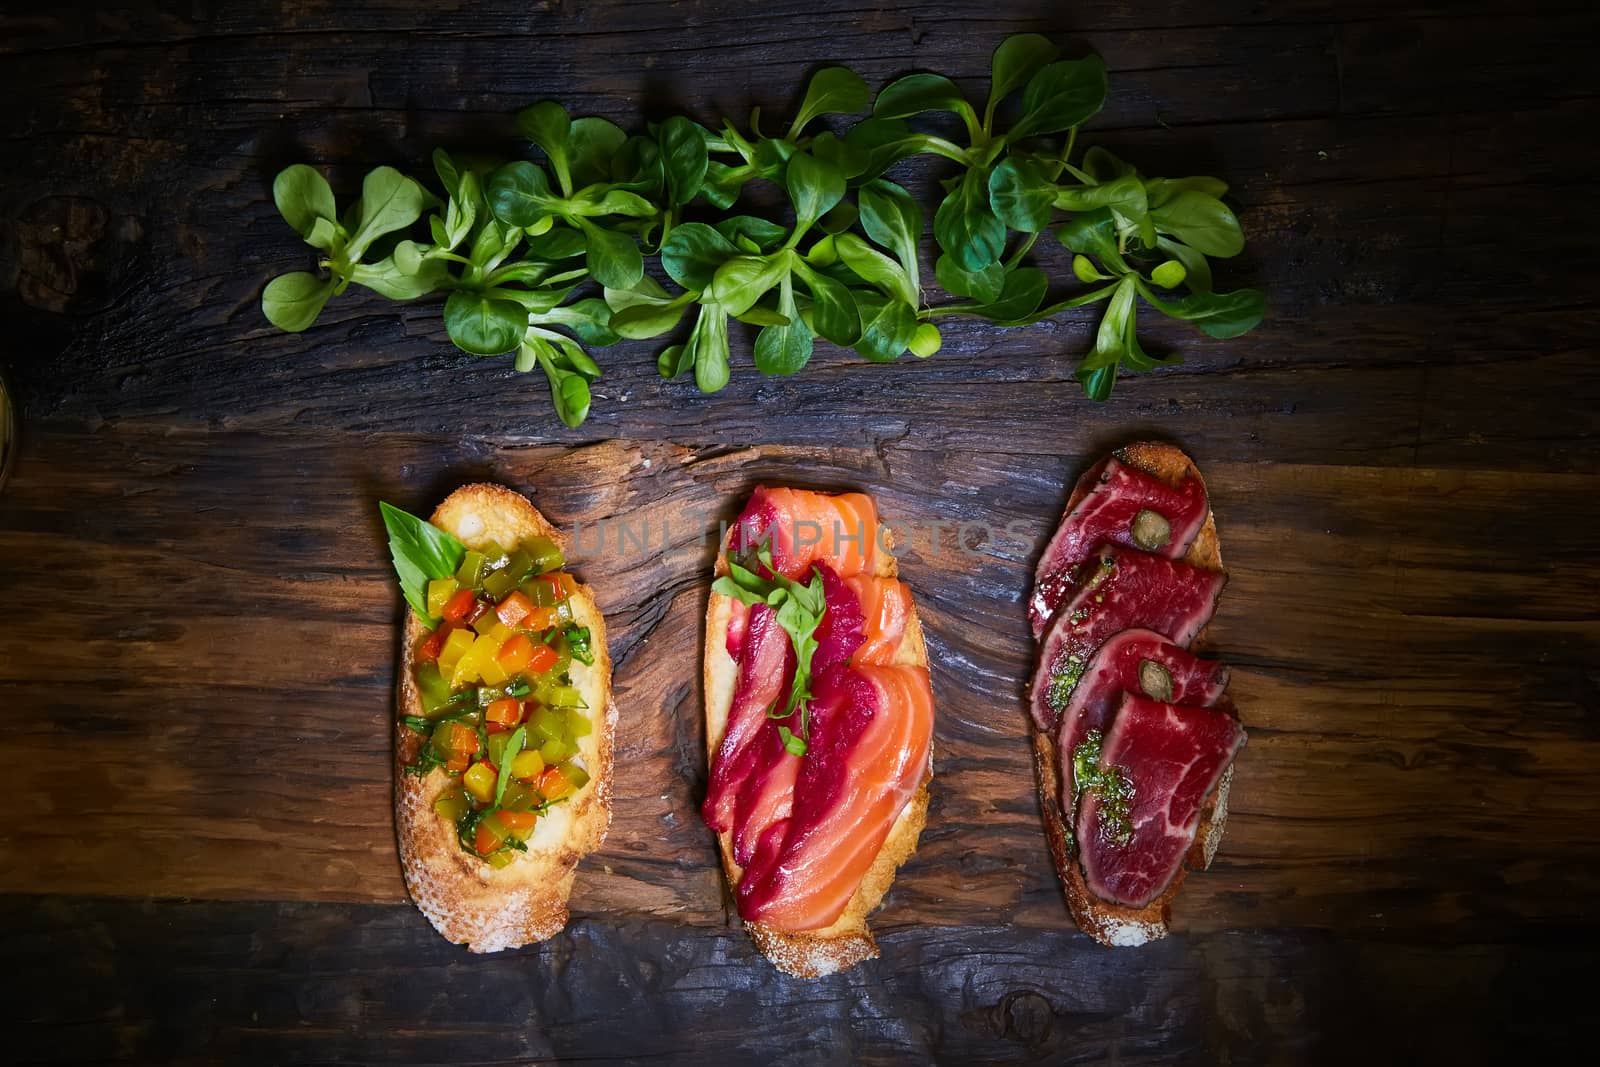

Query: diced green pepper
[[486, 850, 516, 869], [562, 763, 591, 790], [482, 567, 520, 601], [486, 732, 513, 767], [432, 788, 471, 823], [415, 663, 453, 714], [524, 535, 564, 574], [548, 685, 586, 709], [565, 709, 593, 739], [529, 707, 564, 745], [503, 548, 536, 582], [539, 737, 570, 764], [455, 550, 486, 589], [471, 610, 501, 636], [500, 781, 536, 813], [480, 540, 511, 573]]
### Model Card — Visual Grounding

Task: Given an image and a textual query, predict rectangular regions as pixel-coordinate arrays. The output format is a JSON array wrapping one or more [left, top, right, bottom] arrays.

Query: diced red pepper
[[536, 765, 574, 802], [496, 590, 534, 628], [529, 573, 571, 603], [498, 632, 534, 672], [486, 698, 523, 730], [417, 625, 449, 664], [526, 642, 559, 675], [498, 810, 538, 831], [441, 589, 477, 625], [473, 821, 503, 856]]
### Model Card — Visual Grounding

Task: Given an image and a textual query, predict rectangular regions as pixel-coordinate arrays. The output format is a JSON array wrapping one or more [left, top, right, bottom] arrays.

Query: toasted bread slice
[[1031, 442, 1234, 947], [395, 484, 615, 952], [704, 513, 932, 978]]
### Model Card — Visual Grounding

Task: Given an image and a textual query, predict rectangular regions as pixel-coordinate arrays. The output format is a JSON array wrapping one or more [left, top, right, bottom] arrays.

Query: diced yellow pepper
[[463, 761, 497, 803], [427, 578, 459, 618], [438, 628, 476, 675], [510, 749, 545, 782], [489, 622, 513, 644], [470, 633, 509, 686]]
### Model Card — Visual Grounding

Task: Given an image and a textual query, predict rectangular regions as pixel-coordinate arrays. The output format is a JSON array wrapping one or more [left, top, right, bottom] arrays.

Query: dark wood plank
[[2, 0, 1599, 1059], [5, 895, 1595, 1064], [1, 425, 1596, 944]]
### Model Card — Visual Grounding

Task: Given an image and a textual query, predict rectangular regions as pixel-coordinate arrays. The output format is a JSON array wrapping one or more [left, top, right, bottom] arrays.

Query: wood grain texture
[[5, 894, 1597, 1064], [1, 0, 1598, 1059]]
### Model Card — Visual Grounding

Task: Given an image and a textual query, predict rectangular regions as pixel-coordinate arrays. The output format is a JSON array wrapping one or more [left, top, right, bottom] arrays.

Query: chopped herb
[[565, 624, 595, 666], [1069, 728, 1135, 848], [1046, 655, 1087, 711], [713, 545, 827, 748], [493, 726, 526, 810], [778, 725, 808, 758]]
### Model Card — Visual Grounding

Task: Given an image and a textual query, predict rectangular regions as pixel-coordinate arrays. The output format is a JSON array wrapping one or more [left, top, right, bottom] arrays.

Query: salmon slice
[[728, 487, 880, 581], [737, 663, 935, 931], [702, 603, 794, 832], [845, 574, 912, 666]]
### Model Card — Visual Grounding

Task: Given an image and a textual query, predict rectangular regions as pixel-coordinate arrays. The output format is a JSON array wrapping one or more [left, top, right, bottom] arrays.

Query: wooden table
[[2, 2, 1596, 1061]]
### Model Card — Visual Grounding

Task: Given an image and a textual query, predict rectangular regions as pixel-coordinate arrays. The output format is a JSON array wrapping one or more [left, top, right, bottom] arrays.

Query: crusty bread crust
[[703, 511, 932, 978], [1031, 442, 1233, 947], [394, 483, 616, 952]]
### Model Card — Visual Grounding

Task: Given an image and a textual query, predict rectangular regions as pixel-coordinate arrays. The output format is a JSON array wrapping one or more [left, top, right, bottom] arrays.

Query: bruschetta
[[1028, 443, 1244, 947], [384, 484, 615, 952], [701, 487, 935, 977]]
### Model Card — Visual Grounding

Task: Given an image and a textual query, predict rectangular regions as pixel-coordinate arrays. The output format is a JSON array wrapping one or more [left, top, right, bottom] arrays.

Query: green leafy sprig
[[711, 546, 828, 757], [263, 34, 1263, 423]]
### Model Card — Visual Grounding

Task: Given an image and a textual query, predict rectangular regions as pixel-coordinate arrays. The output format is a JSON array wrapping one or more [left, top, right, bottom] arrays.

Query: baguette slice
[[704, 512, 932, 978], [395, 484, 616, 952], [1032, 442, 1235, 947]]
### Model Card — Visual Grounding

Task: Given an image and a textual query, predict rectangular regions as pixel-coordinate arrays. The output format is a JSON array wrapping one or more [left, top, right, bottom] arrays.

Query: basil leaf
[[1009, 55, 1108, 142], [379, 501, 466, 621], [494, 726, 527, 809], [444, 290, 527, 356], [778, 725, 807, 758], [261, 272, 335, 332], [272, 165, 338, 243], [790, 66, 870, 136], [934, 166, 1005, 271]]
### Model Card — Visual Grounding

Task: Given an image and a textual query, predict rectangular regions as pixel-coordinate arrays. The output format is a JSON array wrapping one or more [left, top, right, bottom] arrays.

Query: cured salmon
[[703, 487, 935, 976]]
